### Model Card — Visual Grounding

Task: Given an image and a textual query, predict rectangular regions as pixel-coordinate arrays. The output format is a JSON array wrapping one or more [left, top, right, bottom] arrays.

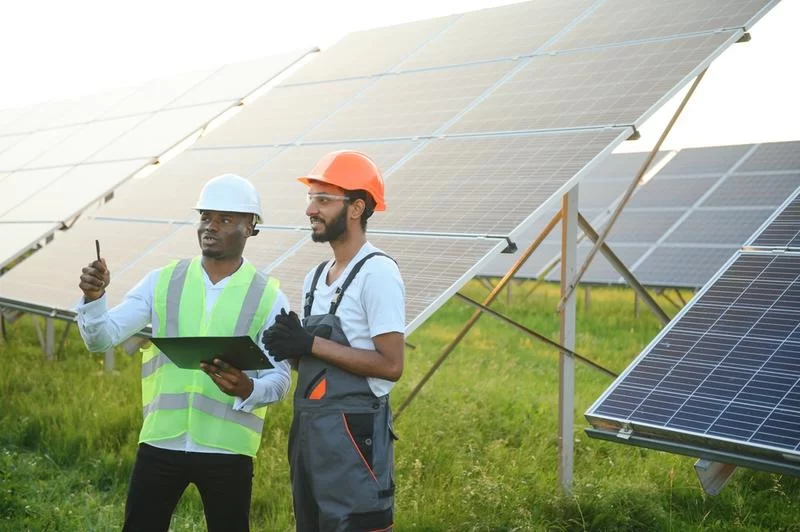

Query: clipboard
[[150, 335, 274, 371]]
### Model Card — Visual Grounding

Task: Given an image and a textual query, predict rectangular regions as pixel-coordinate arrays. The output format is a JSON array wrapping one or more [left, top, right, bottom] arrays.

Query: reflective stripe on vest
[[139, 257, 278, 456]]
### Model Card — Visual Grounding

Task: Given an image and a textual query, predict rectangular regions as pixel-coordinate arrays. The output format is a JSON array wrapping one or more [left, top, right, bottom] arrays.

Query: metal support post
[[558, 69, 709, 312], [657, 288, 682, 311], [478, 277, 495, 292], [54, 321, 73, 359], [559, 188, 578, 494], [105, 349, 115, 372], [45, 318, 55, 360], [674, 288, 687, 306], [395, 211, 563, 419], [578, 214, 670, 325]]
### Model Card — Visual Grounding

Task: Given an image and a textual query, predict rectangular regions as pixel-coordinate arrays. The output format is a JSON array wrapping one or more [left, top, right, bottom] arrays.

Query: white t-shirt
[[301, 242, 406, 397]]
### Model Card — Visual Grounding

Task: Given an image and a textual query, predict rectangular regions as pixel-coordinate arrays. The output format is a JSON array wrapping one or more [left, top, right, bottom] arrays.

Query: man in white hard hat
[[76, 174, 290, 532]]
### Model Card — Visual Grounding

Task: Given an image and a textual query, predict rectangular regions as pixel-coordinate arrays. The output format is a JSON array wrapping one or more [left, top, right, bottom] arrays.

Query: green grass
[[2, 281, 800, 531]]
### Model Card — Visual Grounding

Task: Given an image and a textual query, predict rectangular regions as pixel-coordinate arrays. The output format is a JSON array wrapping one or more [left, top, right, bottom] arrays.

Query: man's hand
[[262, 309, 314, 361], [200, 359, 254, 399], [79, 259, 111, 302]]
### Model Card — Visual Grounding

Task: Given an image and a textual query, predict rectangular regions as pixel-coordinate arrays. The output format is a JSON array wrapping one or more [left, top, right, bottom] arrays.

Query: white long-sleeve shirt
[[75, 259, 291, 454]]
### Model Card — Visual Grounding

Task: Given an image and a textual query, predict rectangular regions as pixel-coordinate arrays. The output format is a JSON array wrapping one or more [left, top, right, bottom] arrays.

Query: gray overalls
[[289, 253, 397, 532]]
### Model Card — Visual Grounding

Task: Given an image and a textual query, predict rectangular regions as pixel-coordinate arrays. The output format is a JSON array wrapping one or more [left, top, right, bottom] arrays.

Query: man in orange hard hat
[[263, 150, 405, 531]]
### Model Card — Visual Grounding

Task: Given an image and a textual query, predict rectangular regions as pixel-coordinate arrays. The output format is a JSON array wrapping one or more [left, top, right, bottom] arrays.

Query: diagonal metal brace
[[577, 214, 670, 325], [454, 292, 617, 378]]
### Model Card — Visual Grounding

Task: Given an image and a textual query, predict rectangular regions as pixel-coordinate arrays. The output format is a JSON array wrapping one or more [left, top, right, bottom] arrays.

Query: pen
[[95, 239, 101, 262]]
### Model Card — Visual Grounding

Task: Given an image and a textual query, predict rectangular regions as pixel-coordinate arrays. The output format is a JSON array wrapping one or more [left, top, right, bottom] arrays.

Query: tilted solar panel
[[586, 186, 800, 475]]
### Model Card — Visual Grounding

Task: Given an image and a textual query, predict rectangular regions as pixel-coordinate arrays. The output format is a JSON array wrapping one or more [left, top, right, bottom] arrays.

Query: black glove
[[262, 309, 314, 361]]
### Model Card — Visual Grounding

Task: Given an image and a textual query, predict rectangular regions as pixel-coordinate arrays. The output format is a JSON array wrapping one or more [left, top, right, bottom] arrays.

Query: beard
[[311, 205, 348, 243]]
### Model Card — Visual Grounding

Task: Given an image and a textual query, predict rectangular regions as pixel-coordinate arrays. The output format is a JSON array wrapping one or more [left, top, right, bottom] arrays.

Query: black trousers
[[123, 443, 254, 532]]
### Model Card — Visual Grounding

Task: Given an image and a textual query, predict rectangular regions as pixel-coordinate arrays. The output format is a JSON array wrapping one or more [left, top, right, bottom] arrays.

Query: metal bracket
[[501, 238, 518, 254], [694, 459, 737, 496], [617, 425, 633, 440], [737, 32, 751, 43]]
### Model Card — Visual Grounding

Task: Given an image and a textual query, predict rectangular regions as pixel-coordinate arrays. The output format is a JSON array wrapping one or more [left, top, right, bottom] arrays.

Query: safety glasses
[[306, 193, 350, 207]]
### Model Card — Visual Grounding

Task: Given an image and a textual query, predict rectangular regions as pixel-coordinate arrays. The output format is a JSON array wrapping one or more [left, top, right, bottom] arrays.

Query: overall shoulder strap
[[304, 260, 330, 318], [329, 252, 395, 315]]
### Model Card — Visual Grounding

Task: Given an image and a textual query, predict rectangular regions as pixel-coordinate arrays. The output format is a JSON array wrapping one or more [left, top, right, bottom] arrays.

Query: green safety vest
[[139, 257, 279, 457]]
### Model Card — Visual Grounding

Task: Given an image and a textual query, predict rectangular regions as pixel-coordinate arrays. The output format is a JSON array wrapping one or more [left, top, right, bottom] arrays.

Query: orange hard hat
[[298, 150, 386, 211]]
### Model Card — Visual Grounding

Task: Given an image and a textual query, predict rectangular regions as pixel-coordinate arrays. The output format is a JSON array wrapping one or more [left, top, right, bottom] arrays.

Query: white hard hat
[[194, 173, 263, 222]]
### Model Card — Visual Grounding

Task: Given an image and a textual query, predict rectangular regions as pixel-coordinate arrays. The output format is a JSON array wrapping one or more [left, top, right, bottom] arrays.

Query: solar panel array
[[586, 188, 800, 475], [0, 50, 313, 269], [0, 0, 778, 334], [483, 140, 800, 288]]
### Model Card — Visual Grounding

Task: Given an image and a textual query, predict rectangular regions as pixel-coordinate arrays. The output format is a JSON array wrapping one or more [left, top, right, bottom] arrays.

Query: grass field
[[2, 281, 799, 531]]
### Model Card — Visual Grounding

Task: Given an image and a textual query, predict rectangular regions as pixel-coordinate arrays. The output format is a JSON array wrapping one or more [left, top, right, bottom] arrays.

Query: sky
[[1, 0, 798, 151]]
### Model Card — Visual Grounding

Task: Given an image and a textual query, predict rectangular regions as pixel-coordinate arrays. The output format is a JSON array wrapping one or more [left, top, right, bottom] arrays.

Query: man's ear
[[350, 198, 365, 219]]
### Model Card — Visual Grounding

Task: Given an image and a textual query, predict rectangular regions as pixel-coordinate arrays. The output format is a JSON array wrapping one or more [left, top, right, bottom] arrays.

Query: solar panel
[[0, 0, 781, 341], [394, 0, 593, 71], [749, 193, 800, 250], [165, 51, 313, 108], [371, 128, 630, 234], [284, 15, 458, 84], [22, 116, 146, 168], [98, 147, 279, 221], [736, 140, 800, 173], [665, 209, 777, 245], [100, 69, 218, 119], [302, 62, 514, 142], [0, 219, 185, 311], [447, 31, 737, 134], [481, 151, 662, 279], [0, 127, 82, 171], [0, 160, 153, 223], [193, 79, 372, 148], [87, 102, 232, 162], [0, 223, 61, 270], [0, 101, 80, 135], [546, 0, 774, 52], [701, 173, 800, 207], [490, 141, 800, 288], [657, 145, 752, 176], [632, 246, 743, 287], [586, 249, 800, 474], [0, 168, 70, 216]]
